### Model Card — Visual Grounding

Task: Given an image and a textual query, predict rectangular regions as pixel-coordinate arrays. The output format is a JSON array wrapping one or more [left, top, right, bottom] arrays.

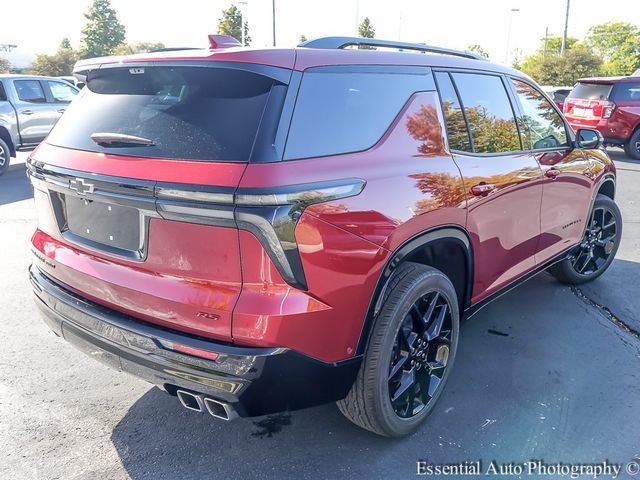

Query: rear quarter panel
[[236, 91, 467, 361]]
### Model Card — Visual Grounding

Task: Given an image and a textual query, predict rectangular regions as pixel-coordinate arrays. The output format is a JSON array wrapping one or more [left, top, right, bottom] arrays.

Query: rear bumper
[[30, 265, 361, 417], [567, 120, 629, 144]]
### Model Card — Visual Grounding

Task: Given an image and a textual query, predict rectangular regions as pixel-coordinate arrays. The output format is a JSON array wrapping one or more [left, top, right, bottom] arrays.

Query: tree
[[467, 44, 489, 59], [358, 17, 375, 39], [27, 41, 79, 76], [541, 35, 578, 56], [518, 34, 601, 85], [520, 46, 601, 85], [80, 0, 126, 58], [217, 5, 250, 46], [299, 35, 308, 45], [585, 22, 640, 76], [112, 42, 165, 56], [0, 57, 10, 74]]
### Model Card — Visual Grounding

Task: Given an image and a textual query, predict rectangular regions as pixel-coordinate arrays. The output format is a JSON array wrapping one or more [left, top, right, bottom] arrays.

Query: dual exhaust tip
[[176, 389, 238, 421]]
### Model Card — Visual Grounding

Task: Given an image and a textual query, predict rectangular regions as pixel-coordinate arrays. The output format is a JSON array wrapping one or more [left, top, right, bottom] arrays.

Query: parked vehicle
[[28, 35, 621, 437], [564, 76, 640, 159], [542, 85, 572, 110], [0, 74, 79, 175], [56, 75, 85, 89]]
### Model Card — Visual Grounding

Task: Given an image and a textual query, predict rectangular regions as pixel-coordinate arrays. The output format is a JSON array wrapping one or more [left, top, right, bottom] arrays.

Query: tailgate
[[29, 144, 245, 341], [28, 61, 292, 341]]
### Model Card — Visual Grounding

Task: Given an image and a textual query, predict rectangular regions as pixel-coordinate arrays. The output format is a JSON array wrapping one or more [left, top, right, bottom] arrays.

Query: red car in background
[[564, 76, 640, 159]]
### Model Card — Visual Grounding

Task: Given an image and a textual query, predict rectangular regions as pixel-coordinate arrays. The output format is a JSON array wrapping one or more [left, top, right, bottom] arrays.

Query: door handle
[[470, 183, 496, 196], [544, 168, 561, 179], [57, 108, 66, 113], [21, 110, 34, 115]]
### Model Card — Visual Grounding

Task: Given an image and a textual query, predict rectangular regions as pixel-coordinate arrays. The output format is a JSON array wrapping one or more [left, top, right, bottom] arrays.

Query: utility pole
[[504, 8, 520, 65], [543, 27, 549, 59], [272, 0, 276, 46], [237, 1, 247, 46], [561, 0, 570, 54], [355, 0, 360, 35]]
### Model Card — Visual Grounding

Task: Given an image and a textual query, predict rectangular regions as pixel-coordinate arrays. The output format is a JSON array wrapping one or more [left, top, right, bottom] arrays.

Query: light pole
[[237, 1, 248, 46], [561, 0, 570, 54], [504, 8, 520, 65], [272, 0, 276, 46]]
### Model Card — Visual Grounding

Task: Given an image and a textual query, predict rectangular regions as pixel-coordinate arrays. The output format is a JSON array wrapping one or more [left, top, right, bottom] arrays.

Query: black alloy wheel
[[388, 291, 452, 418], [548, 194, 622, 285], [569, 204, 618, 276]]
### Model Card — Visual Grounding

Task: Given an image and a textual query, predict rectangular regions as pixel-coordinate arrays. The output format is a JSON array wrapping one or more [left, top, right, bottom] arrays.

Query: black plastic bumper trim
[[30, 265, 361, 416]]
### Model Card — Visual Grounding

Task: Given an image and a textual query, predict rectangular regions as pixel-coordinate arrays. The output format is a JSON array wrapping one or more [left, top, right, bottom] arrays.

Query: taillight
[[592, 100, 615, 119]]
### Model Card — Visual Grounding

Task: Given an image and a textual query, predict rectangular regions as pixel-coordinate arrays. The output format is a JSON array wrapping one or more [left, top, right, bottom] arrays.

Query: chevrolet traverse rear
[[30, 35, 621, 437]]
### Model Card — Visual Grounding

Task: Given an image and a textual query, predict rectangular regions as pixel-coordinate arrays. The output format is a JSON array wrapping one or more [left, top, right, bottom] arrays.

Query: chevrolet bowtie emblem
[[69, 178, 95, 196]]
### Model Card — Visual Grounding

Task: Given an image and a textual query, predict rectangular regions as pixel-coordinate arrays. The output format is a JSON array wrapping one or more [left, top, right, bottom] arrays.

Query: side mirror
[[576, 128, 603, 149]]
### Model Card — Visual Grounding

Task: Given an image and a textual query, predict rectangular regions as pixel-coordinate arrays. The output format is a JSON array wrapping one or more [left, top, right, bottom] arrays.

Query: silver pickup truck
[[0, 74, 79, 175]]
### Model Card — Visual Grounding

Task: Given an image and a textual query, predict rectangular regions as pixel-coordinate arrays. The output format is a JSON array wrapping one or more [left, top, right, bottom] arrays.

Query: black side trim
[[462, 244, 576, 319], [356, 226, 473, 355]]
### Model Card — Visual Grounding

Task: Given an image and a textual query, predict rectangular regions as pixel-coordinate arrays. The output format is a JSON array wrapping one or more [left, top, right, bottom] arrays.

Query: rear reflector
[[160, 340, 220, 361]]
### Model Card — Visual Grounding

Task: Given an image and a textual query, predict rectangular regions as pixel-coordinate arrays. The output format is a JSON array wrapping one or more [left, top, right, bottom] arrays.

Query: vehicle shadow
[[111, 272, 640, 480], [0, 162, 32, 206]]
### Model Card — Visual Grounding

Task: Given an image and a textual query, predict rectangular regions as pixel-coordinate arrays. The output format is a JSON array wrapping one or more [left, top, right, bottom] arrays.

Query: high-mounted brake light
[[208, 34, 242, 50]]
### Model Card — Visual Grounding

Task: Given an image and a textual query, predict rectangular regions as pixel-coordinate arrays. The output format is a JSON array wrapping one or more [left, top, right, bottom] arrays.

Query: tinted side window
[[611, 83, 640, 101], [0, 82, 6, 101], [511, 80, 569, 150], [15, 80, 46, 103], [451, 73, 521, 153], [47, 81, 78, 102], [284, 67, 432, 160], [434, 72, 471, 152]]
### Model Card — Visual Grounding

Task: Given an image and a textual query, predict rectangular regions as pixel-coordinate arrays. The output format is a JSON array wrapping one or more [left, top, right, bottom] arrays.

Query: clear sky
[[2, 0, 639, 67]]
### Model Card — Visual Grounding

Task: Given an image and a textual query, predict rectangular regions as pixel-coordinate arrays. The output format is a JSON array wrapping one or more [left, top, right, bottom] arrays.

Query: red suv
[[564, 76, 640, 159], [29, 36, 621, 437]]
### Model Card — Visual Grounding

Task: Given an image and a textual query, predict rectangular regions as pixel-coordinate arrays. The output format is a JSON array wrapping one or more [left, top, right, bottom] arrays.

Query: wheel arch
[[0, 126, 16, 157], [596, 175, 615, 200], [355, 225, 473, 355]]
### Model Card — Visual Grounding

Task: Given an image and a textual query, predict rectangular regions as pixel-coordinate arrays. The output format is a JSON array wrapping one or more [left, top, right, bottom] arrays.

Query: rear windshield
[[567, 82, 612, 100], [46, 66, 277, 162]]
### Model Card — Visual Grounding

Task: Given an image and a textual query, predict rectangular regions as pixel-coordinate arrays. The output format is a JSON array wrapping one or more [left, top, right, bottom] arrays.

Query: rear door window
[[284, 66, 432, 160], [15, 80, 47, 103], [568, 82, 612, 100], [511, 80, 569, 150], [46, 66, 282, 162], [46, 80, 78, 103], [451, 73, 521, 153], [611, 83, 640, 101], [434, 72, 472, 152]]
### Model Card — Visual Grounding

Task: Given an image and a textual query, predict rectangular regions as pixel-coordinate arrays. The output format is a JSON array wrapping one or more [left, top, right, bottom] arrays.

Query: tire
[[624, 129, 640, 160], [0, 137, 10, 176], [548, 194, 622, 285], [337, 263, 459, 437]]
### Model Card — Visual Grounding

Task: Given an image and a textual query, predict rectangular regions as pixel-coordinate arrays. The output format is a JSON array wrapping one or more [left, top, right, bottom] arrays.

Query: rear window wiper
[[90, 132, 155, 147]]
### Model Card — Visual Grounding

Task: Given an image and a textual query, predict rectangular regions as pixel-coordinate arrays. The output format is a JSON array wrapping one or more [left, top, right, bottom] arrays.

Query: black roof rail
[[149, 47, 202, 53], [298, 36, 485, 61]]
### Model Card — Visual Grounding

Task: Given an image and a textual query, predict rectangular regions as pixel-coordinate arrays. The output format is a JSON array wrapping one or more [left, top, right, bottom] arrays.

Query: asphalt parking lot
[[1, 150, 639, 480]]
